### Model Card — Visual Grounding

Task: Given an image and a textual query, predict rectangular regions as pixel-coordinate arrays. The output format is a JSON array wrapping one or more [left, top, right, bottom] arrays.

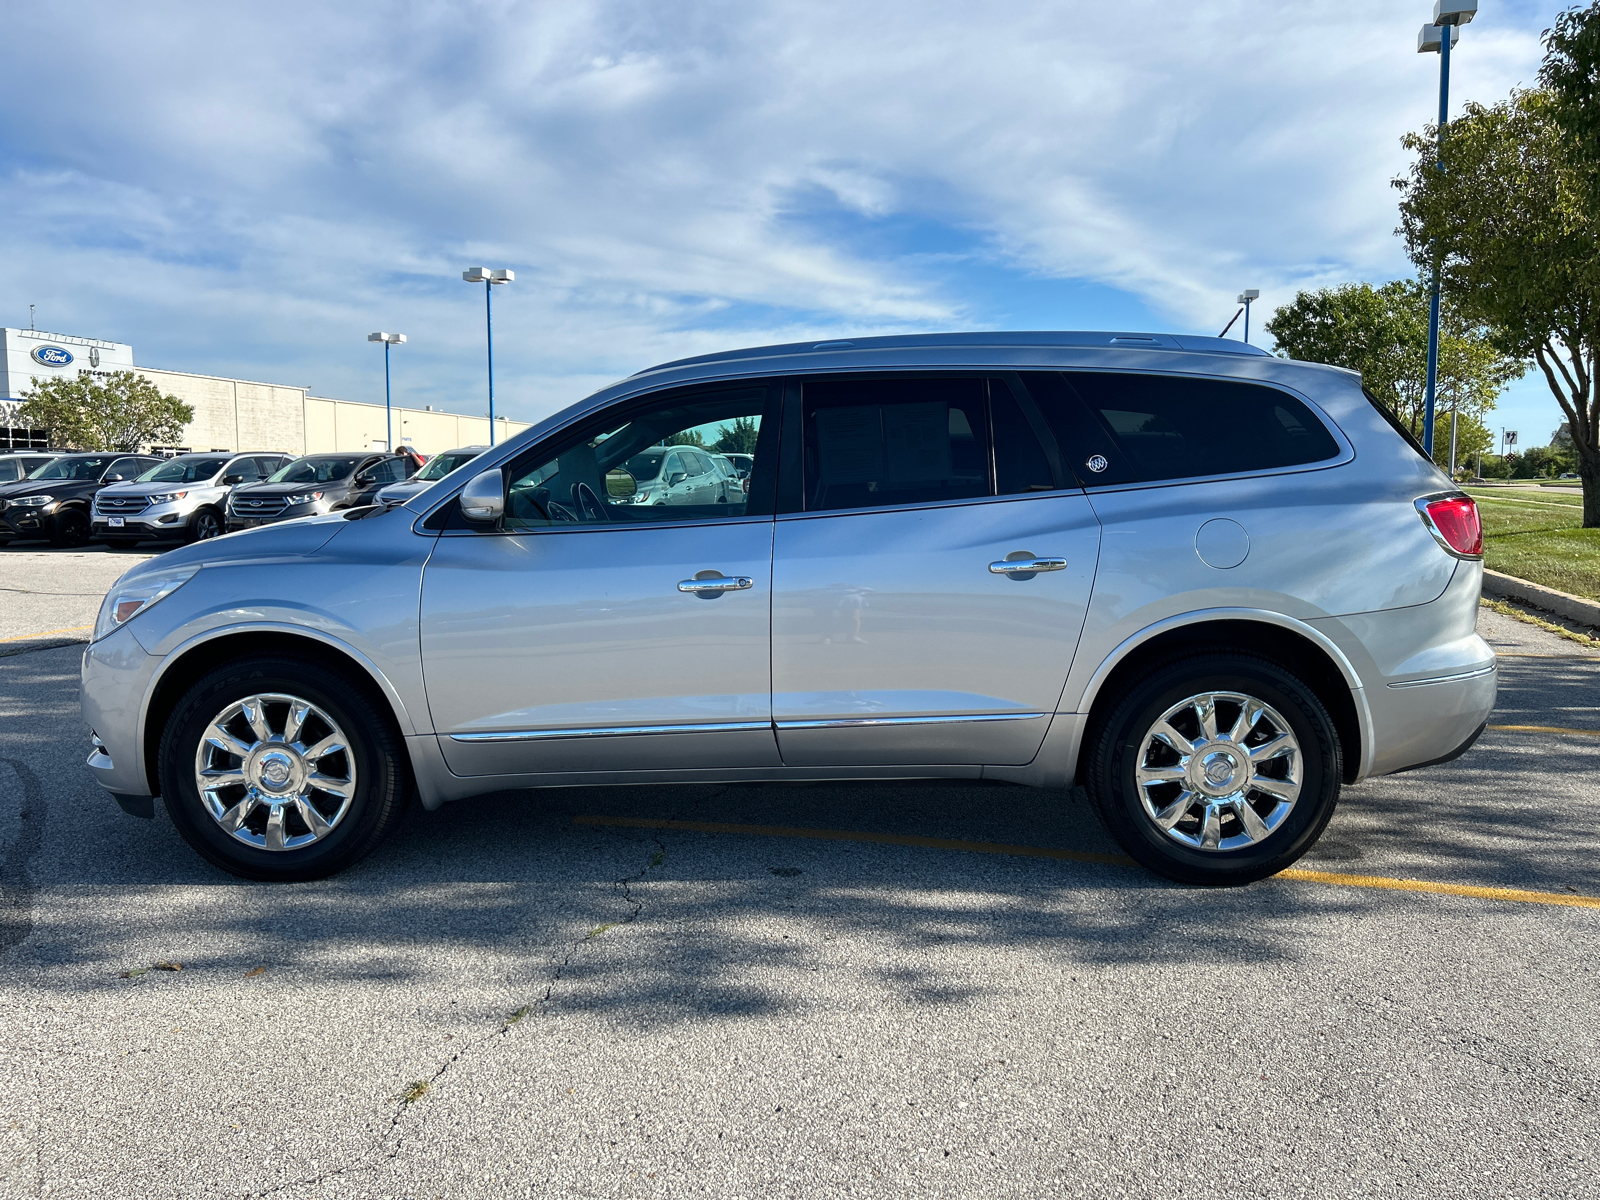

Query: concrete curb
[[1482, 569, 1600, 630]]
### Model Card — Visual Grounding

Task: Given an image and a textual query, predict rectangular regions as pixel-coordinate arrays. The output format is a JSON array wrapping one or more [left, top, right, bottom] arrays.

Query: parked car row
[[0, 445, 479, 549]]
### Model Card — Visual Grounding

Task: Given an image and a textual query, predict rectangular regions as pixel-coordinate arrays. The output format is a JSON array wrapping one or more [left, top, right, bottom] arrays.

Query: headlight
[[286, 491, 324, 505], [10, 494, 54, 507], [146, 490, 188, 504], [92, 565, 201, 642]]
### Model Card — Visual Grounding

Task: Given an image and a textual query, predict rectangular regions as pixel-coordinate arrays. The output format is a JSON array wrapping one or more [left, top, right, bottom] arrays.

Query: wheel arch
[[1074, 611, 1371, 786], [141, 627, 417, 796]]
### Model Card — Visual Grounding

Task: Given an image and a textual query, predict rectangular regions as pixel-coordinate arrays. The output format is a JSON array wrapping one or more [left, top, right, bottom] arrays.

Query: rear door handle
[[988, 557, 1067, 574], [677, 575, 754, 593]]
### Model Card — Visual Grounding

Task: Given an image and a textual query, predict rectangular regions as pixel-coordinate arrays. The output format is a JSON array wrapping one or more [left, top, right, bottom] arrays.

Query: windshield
[[139, 457, 229, 484], [624, 451, 668, 482], [269, 456, 362, 484], [415, 450, 480, 481], [29, 456, 112, 481]]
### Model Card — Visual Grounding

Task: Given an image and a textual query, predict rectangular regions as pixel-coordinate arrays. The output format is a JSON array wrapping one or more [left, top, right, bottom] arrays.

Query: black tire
[[1084, 651, 1342, 886], [188, 508, 224, 542], [158, 654, 412, 881], [49, 509, 90, 548]]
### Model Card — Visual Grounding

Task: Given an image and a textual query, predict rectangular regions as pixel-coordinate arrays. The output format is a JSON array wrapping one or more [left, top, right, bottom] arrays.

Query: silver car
[[80, 332, 1494, 884], [375, 445, 488, 506], [92, 452, 292, 548]]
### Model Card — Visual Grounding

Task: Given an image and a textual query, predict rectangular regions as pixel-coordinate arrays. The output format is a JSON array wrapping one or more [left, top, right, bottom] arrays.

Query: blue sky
[[0, 0, 1568, 445]]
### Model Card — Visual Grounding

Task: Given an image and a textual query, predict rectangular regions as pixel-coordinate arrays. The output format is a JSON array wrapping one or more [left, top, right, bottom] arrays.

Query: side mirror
[[459, 468, 505, 522], [221, 474, 244, 485], [354, 471, 375, 485], [604, 468, 638, 500], [667, 471, 687, 487], [103, 474, 124, 483]]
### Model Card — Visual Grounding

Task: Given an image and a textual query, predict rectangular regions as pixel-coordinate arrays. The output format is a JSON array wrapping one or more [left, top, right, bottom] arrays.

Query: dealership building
[[0, 327, 529, 455]]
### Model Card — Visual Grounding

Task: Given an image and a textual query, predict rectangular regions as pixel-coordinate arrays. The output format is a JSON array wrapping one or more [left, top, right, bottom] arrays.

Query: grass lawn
[[1465, 489, 1600, 600]]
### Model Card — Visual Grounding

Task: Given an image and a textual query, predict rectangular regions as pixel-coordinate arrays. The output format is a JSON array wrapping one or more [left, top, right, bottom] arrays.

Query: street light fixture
[[463, 267, 514, 445], [1237, 290, 1260, 344], [1418, 0, 1476, 460], [367, 332, 406, 451]]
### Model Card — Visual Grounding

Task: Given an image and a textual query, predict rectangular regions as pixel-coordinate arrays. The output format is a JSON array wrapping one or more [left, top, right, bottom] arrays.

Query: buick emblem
[[1086, 454, 1109, 474]]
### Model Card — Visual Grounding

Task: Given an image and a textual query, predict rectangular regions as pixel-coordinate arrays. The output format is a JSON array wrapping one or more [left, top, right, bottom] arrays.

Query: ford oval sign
[[30, 345, 74, 367]]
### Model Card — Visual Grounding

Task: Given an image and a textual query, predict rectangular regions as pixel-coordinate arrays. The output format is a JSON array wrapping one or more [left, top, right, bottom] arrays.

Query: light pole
[[462, 267, 513, 445], [1237, 289, 1260, 344], [1417, 1, 1476, 459], [368, 332, 406, 451]]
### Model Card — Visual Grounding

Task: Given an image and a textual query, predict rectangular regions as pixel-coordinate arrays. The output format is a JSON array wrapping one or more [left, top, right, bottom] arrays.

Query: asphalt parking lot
[[2, 546, 1598, 1199]]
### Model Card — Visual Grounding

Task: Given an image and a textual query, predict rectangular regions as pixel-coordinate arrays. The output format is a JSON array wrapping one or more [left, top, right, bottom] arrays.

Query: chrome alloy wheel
[[193, 693, 356, 851], [1133, 691, 1301, 852]]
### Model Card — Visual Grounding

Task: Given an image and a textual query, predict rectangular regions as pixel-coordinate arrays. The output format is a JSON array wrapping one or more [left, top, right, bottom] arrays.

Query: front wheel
[[49, 510, 90, 548], [188, 508, 224, 542], [1084, 652, 1342, 886], [158, 655, 411, 881]]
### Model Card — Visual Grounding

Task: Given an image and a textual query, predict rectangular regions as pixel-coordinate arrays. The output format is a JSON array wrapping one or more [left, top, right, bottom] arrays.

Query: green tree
[[17, 371, 193, 451], [663, 429, 706, 447], [1262, 280, 1521, 459], [1434, 410, 1494, 474], [1394, 87, 1600, 525], [713, 416, 760, 455]]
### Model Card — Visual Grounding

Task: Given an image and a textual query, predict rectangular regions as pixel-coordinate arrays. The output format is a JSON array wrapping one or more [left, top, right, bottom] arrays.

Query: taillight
[[1418, 494, 1483, 558]]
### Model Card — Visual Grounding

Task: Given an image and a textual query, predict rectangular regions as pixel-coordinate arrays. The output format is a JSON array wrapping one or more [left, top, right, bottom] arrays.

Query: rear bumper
[[1363, 663, 1497, 777]]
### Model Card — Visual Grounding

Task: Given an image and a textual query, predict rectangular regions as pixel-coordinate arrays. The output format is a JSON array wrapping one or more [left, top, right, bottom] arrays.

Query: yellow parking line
[[1276, 868, 1600, 909], [0, 624, 93, 644], [1487, 723, 1600, 738], [574, 815, 1600, 909]]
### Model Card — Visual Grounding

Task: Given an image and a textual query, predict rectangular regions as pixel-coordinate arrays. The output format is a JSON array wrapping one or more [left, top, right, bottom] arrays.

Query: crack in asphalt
[[247, 834, 668, 1199]]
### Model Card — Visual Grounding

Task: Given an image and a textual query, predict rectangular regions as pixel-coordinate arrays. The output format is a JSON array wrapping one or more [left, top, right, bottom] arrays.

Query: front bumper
[[92, 514, 192, 541], [227, 502, 326, 532], [81, 623, 165, 801], [0, 505, 57, 537]]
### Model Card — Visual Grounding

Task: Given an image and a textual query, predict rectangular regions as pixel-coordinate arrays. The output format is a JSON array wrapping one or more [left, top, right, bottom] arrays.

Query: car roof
[[634, 330, 1273, 377]]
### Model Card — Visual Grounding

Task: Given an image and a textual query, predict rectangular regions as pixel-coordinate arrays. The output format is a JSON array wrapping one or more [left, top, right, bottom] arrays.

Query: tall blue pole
[[1423, 26, 1452, 459], [485, 279, 496, 447], [383, 340, 393, 451], [1243, 298, 1252, 345]]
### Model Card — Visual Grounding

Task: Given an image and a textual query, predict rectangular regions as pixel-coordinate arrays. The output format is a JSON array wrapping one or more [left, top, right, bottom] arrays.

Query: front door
[[771, 374, 1101, 767], [421, 382, 781, 777]]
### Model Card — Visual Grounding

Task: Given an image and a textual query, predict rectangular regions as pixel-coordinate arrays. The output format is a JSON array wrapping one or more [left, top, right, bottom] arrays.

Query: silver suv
[[92, 452, 292, 548], [80, 332, 1494, 884]]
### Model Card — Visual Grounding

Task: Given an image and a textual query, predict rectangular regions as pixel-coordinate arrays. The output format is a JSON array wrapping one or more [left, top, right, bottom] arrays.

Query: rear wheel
[[158, 655, 412, 881], [1084, 652, 1342, 886], [49, 509, 90, 548]]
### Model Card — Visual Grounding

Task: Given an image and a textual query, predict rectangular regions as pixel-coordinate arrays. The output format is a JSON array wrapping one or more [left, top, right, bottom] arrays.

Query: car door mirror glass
[[604, 468, 638, 500], [460, 468, 505, 522]]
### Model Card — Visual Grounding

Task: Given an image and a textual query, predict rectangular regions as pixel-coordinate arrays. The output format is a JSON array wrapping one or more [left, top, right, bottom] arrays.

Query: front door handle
[[988, 557, 1067, 575], [677, 574, 754, 594]]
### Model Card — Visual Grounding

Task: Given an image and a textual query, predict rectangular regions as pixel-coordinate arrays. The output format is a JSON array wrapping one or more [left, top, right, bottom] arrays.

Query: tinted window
[[370, 458, 407, 483], [32, 457, 112, 480], [1064, 373, 1340, 481], [415, 450, 481, 481], [0, 461, 18, 482], [226, 459, 262, 482], [502, 385, 774, 530], [270, 456, 362, 484], [802, 377, 989, 512], [254, 456, 286, 477], [991, 381, 1059, 496]]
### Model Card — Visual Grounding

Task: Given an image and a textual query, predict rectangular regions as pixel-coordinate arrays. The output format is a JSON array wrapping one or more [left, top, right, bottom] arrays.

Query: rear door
[[770, 374, 1102, 767]]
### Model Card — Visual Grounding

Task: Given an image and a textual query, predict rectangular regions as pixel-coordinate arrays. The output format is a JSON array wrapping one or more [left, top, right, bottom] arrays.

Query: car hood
[[232, 480, 351, 498], [0, 477, 93, 500], [116, 511, 353, 583]]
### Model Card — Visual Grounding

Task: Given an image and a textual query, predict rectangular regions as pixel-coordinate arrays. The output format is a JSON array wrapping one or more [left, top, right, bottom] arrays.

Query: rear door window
[[1019, 372, 1339, 485]]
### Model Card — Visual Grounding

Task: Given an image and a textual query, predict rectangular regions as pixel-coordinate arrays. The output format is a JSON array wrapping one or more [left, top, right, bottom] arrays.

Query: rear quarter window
[[1065, 372, 1341, 482]]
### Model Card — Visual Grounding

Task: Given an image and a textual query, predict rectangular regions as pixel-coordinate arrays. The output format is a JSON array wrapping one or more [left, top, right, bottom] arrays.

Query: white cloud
[[0, 0, 1550, 424]]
